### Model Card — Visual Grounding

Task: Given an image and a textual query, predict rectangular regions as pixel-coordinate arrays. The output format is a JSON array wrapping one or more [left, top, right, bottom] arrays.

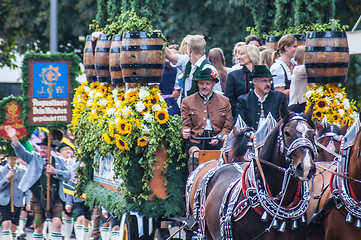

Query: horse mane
[[318, 124, 342, 136], [230, 127, 254, 159]]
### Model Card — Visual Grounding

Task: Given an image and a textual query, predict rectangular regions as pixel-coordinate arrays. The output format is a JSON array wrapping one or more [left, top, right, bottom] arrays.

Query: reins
[[315, 162, 361, 185]]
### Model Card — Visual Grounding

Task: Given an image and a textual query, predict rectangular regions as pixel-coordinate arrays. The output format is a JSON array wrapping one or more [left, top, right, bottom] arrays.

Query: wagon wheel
[[153, 228, 170, 240], [122, 214, 139, 240]]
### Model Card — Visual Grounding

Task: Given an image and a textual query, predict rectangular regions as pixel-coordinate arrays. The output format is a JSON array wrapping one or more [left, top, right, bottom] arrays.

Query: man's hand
[[26, 204, 31, 212], [65, 205, 72, 213], [45, 164, 56, 175], [4, 126, 19, 146], [6, 169, 15, 179], [208, 139, 219, 146], [182, 128, 191, 139]]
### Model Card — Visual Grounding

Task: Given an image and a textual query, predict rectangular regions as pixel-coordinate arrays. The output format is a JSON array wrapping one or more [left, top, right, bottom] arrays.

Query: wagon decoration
[[304, 83, 358, 126], [71, 82, 187, 218]]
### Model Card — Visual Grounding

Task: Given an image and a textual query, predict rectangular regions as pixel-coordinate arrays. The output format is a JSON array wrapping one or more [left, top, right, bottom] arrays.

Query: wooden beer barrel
[[305, 31, 349, 83], [265, 36, 282, 50], [120, 32, 165, 84], [109, 34, 124, 85], [94, 34, 112, 83], [292, 34, 306, 46], [148, 144, 168, 200], [83, 35, 97, 82]]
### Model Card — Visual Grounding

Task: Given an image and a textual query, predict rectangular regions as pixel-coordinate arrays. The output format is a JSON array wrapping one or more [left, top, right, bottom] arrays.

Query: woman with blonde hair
[[208, 48, 229, 92], [230, 42, 245, 71], [289, 45, 314, 113], [260, 48, 276, 69], [225, 44, 260, 117], [270, 34, 297, 98]]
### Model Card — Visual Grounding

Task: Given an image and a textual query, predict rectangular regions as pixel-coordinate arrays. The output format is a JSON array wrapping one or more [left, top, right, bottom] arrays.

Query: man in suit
[[0, 156, 31, 240], [236, 65, 287, 130], [5, 126, 71, 240], [181, 67, 233, 173]]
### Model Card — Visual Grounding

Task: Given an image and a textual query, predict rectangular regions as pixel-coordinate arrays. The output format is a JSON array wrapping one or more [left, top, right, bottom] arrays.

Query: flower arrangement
[[304, 83, 358, 126], [71, 82, 186, 217]]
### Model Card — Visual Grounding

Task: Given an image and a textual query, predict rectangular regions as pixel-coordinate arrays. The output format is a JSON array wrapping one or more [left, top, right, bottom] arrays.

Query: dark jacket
[[225, 67, 254, 117], [236, 90, 287, 130]]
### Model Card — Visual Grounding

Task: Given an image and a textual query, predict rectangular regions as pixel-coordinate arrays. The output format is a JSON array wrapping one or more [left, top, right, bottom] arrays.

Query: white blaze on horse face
[[296, 121, 313, 180]]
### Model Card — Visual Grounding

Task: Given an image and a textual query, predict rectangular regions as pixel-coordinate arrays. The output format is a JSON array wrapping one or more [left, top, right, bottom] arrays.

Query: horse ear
[[304, 104, 314, 120], [340, 120, 349, 135], [233, 127, 240, 137], [279, 101, 290, 119], [315, 120, 323, 134]]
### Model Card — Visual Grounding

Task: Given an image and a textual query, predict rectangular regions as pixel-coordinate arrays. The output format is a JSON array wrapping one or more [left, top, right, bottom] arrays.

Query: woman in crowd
[[289, 45, 314, 113], [260, 48, 276, 69], [225, 44, 260, 117], [270, 34, 297, 99], [208, 47, 229, 92], [246, 35, 263, 47], [230, 42, 245, 71]]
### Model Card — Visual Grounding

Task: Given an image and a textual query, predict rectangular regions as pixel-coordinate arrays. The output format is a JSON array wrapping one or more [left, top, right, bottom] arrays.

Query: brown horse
[[194, 103, 317, 240], [307, 116, 361, 240]]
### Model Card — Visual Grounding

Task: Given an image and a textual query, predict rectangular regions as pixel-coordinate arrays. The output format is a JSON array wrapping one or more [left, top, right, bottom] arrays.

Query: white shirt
[[254, 90, 269, 129], [171, 54, 223, 97], [270, 58, 296, 88]]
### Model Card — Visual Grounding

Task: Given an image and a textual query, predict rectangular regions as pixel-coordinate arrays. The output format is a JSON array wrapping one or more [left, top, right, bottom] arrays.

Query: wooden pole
[[47, 137, 51, 211], [8, 156, 16, 213]]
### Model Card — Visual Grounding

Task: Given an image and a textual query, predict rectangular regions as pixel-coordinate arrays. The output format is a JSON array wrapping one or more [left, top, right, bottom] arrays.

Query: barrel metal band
[[84, 65, 95, 70], [307, 31, 347, 38], [123, 76, 162, 83], [111, 78, 124, 84], [95, 64, 110, 70], [122, 45, 163, 51], [86, 76, 97, 82], [97, 76, 111, 83], [95, 47, 110, 53], [84, 48, 94, 53], [305, 62, 349, 68], [305, 46, 349, 52], [306, 76, 346, 83], [110, 48, 121, 53], [123, 32, 162, 39], [110, 66, 122, 71], [121, 63, 165, 69]]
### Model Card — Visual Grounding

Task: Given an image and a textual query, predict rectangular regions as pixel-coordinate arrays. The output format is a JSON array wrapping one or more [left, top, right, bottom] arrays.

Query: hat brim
[[194, 78, 219, 83], [250, 74, 276, 78], [36, 142, 56, 148]]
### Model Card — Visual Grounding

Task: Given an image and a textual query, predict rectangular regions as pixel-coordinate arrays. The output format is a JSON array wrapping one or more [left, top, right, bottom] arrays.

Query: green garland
[[0, 95, 30, 156], [20, 52, 80, 132]]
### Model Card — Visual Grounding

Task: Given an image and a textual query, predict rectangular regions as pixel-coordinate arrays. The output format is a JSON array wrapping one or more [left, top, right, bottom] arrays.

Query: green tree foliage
[[274, 0, 294, 30], [0, 0, 97, 67], [294, 0, 335, 26]]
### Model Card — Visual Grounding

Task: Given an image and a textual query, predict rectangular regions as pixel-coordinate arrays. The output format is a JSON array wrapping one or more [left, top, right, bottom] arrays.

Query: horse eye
[[284, 131, 290, 137]]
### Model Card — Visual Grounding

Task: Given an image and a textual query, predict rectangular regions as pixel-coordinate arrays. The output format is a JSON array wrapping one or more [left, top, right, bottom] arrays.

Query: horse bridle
[[316, 131, 343, 159], [278, 115, 318, 167]]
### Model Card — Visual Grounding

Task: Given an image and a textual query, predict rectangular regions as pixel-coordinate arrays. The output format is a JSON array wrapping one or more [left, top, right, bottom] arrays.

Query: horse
[[307, 115, 361, 240], [191, 103, 317, 240]]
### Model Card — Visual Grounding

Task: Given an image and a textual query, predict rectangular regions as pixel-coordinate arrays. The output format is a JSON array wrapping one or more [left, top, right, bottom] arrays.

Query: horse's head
[[315, 120, 348, 162], [278, 103, 317, 180], [230, 127, 255, 162]]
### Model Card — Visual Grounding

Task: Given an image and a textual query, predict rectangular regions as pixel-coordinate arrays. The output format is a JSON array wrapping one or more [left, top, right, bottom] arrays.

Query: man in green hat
[[236, 65, 287, 130], [181, 66, 233, 173]]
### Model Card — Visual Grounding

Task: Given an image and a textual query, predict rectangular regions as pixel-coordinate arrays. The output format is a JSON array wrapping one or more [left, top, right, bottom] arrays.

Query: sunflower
[[313, 109, 323, 121], [140, 103, 150, 115], [115, 135, 129, 150], [137, 136, 149, 147], [108, 123, 115, 137], [147, 94, 160, 105], [316, 99, 328, 111], [117, 120, 132, 135], [102, 133, 111, 144], [331, 112, 342, 123], [155, 109, 169, 124]]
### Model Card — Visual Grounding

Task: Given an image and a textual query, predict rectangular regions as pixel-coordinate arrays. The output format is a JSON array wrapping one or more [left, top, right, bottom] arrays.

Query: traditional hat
[[36, 138, 56, 148], [57, 142, 73, 152], [193, 67, 219, 83], [250, 65, 276, 78]]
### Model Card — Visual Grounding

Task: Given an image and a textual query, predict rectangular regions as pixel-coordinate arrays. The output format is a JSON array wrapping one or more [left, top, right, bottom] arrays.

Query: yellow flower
[[102, 133, 111, 144], [147, 94, 160, 105], [115, 135, 129, 150], [109, 123, 115, 137], [137, 136, 149, 147], [316, 99, 328, 111], [117, 120, 132, 135], [155, 109, 169, 124], [140, 103, 150, 115], [313, 109, 323, 121]]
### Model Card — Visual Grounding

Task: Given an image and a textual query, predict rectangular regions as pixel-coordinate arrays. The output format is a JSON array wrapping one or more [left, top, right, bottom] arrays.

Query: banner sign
[[0, 99, 28, 139], [26, 60, 73, 125]]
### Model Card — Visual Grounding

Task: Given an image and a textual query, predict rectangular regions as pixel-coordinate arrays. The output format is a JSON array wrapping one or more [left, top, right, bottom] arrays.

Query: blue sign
[[32, 62, 69, 99]]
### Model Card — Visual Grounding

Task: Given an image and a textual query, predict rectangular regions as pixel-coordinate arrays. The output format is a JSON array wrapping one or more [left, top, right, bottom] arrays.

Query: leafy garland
[[305, 83, 358, 126], [0, 95, 30, 156], [20, 52, 81, 133], [71, 82, 187, 218]]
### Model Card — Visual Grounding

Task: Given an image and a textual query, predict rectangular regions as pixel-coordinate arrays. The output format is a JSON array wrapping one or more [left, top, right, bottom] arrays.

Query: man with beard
[[236, 65, 287, 130]]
